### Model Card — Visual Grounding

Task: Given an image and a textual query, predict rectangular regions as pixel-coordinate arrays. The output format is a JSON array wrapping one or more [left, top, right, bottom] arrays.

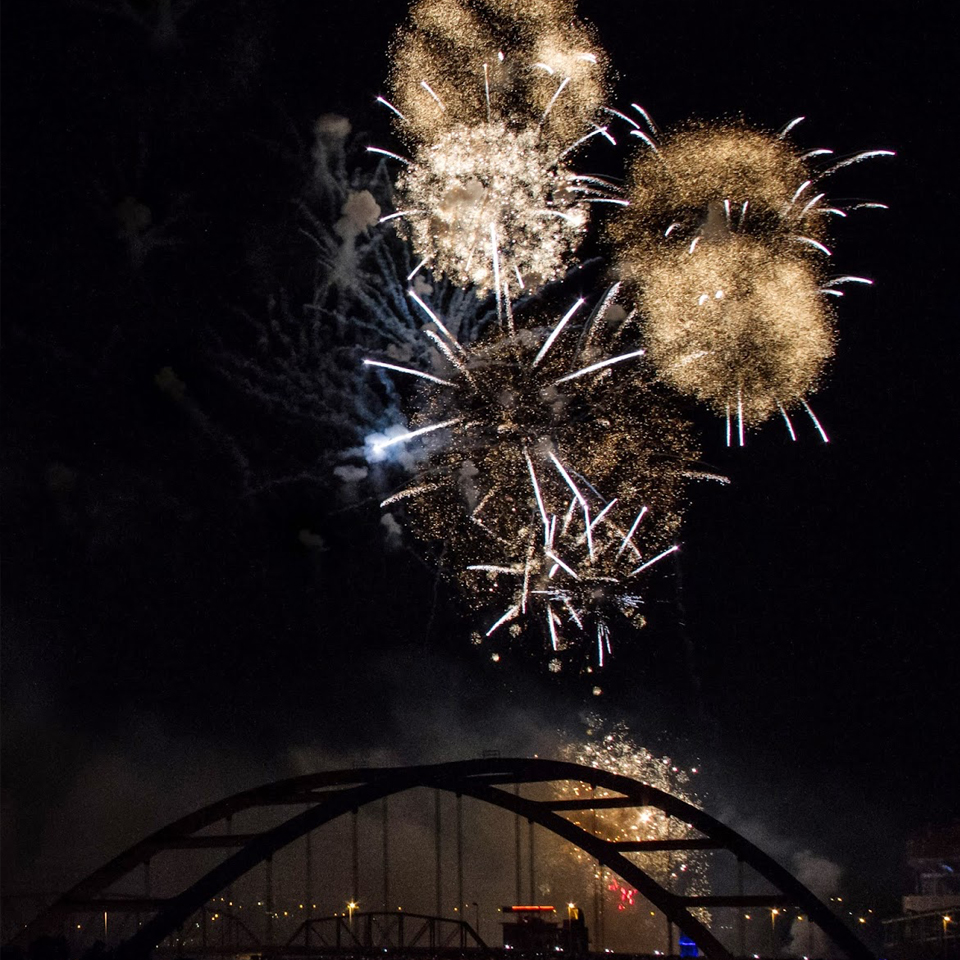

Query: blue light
[[678, 935, 698, 958]]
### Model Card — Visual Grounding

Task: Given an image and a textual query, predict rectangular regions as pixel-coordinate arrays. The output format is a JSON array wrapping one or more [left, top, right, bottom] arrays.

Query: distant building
[[883, 821, 960, 959], [501, 905, 588, 956]]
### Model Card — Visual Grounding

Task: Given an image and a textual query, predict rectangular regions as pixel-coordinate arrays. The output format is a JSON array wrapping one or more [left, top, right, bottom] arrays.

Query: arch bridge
[[9, 758, 874, 960]]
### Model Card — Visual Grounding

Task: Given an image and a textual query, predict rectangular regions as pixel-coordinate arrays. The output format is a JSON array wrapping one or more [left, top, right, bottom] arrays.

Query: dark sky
[[2, 0, 957, 938]]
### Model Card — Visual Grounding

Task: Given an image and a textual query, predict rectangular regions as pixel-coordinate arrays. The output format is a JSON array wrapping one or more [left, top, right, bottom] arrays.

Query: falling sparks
[[466, 498, 681, 667]]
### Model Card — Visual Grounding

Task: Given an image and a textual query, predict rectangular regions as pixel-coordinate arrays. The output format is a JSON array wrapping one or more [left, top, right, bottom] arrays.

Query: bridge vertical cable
[[351, 810, 359, 906], [434, 790, 442, 918], [514, 783, 522, 904], [224, 815, 232, 906], [264, 855, 273, 947], [528, 820, 536, 904], [457, 794, 464, 945], [305, 830, 313, 947], [382, 797, 390, 913], [737, 857, 745, 957]]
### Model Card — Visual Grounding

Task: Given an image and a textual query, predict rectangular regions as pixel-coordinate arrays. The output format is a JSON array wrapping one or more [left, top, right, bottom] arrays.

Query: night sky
[[2, 0, 957, 940]]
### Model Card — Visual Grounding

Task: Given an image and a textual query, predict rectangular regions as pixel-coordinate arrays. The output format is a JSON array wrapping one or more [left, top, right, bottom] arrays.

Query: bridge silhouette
[[6, 758, 874, 960]]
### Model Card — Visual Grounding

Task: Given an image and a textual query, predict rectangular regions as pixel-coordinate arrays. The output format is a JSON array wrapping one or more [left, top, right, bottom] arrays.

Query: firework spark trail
[[363, 358, 456, 386], [381, 483, 442, 507], [554, 349, 646, 384], [778, 402, 797, 441], [533, 297, 585, 367], [485, 604, 521, 636], [548, 450, 595, 558], [525, 450, 551, 535], [616, 507, 647, 558], [577, 281, 622, 359], [371, 418, 464, 456], [366, 146, 411, 165], [629, 544, 680, 577], [801, 399, 830, 443]]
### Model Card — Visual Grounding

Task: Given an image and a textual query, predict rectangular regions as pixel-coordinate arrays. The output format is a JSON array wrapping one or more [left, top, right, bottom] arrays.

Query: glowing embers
[[639, 236, 834, 435], [395, 122, 587, 294]]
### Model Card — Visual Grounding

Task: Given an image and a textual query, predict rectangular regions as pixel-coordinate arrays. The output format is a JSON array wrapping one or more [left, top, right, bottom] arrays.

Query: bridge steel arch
[[12, 758, 874, 960]]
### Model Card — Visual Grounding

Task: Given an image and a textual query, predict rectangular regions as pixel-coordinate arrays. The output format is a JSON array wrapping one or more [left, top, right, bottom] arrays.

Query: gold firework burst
[[395, 122, 588, 294], [606, 118, 886, 439], [638, 236, 835, 428], [389, 0, 608, 149], [380, 0, 613, 295], [614, 122, 823, 246]]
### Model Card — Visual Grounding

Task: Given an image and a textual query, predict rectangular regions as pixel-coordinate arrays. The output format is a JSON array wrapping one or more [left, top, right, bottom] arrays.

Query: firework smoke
[[214, 119, 499, 495]]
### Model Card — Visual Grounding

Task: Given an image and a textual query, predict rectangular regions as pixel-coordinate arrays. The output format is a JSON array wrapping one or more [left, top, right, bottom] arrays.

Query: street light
[[347, 901, 358, 926]]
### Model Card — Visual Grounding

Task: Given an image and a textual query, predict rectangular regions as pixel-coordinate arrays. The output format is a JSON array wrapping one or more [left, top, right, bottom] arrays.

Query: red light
[[606, 883, 637, 909]]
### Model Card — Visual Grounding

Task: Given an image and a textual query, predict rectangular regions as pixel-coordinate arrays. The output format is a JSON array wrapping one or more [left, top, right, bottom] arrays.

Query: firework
[[464, 500, 681, 669], [365, 287, 701, 660], [388, 0, 608, 149], [555, 721, 710, 915], [213, 128, 500, 496], [393, 122, 589, 294], [379, 0, 613, 295], [609, 118, 892, 439], [638, 236, 835, 432], [611, 121, 828, 248]]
